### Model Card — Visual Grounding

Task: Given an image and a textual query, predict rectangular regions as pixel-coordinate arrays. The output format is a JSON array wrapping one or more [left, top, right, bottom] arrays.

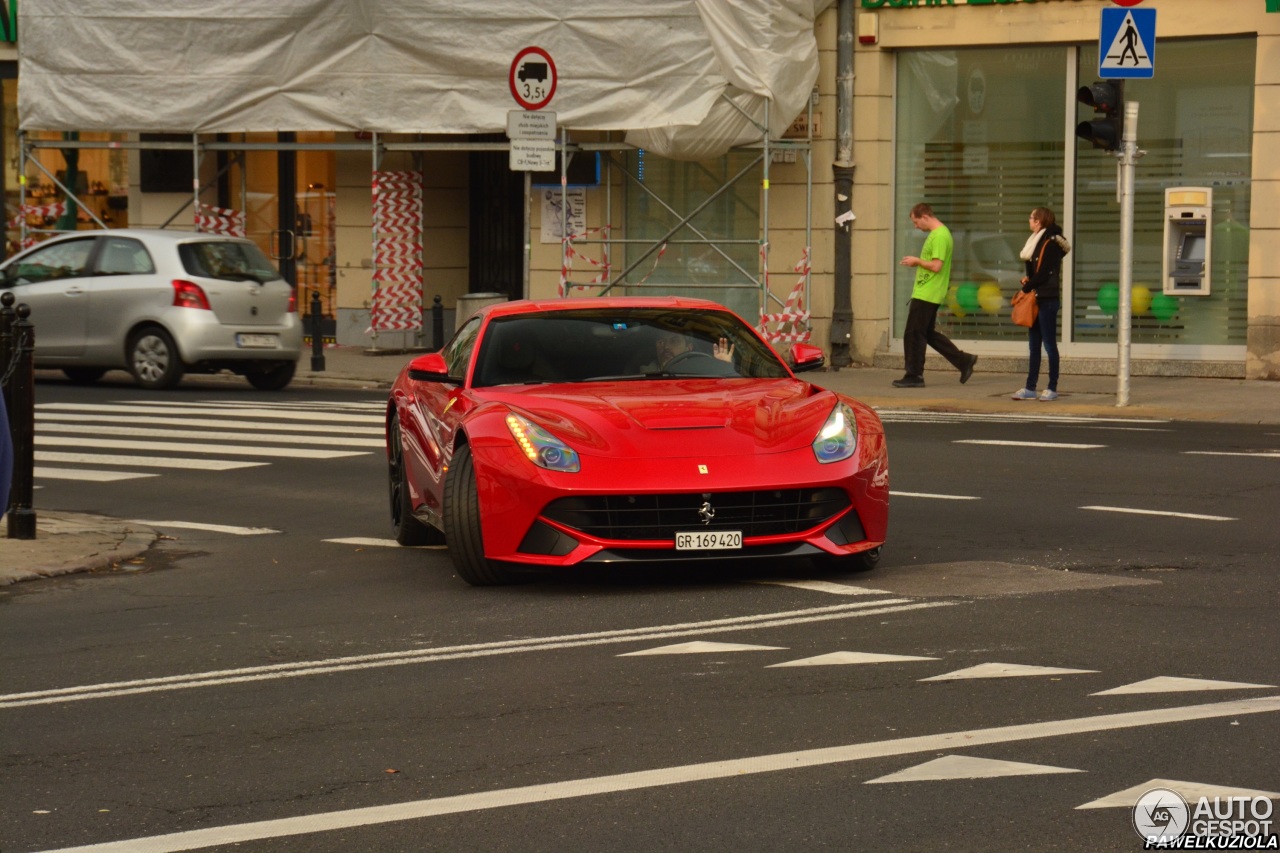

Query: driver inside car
[[654, 330, 734, 370]]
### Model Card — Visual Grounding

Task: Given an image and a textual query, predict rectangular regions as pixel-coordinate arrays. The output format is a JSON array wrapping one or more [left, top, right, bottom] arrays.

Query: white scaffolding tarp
[[18, 0, 828, 159]]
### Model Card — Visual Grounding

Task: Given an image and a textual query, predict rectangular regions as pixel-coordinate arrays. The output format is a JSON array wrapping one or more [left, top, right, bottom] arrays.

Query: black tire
[[813, 546, 881, 574], [63, 367, 106, 385], [388, 414, 444, 547], [246, 361, 297, 391], [128, 326, 184, 390], [441, 442, 522, 585]]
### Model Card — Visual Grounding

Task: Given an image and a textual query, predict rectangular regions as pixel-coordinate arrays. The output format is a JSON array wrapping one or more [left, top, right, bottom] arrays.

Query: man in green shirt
[[894, 203, 978, 388]]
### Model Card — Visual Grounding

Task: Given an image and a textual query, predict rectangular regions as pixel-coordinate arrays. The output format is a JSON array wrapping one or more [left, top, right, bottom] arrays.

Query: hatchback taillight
[[172, 279, 212, 310], [287, 288, 297, 312]]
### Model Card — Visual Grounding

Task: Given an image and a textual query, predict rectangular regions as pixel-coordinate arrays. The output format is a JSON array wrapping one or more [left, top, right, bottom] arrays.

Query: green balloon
[[1098, 282, 1119, 315], [957, 281, 981, 313], [1151, 292, 1179, 323]]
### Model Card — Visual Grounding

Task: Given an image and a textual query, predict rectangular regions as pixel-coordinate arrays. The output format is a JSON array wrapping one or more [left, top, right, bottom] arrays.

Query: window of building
[[893, 37, 1255, 352]]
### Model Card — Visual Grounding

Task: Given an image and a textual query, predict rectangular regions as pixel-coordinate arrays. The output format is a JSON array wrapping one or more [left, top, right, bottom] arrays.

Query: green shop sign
[[0, 0, 14, 42]]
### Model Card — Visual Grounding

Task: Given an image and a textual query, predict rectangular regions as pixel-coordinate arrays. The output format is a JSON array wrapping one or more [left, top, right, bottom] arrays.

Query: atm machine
[[1163, 187, 1211, 296]]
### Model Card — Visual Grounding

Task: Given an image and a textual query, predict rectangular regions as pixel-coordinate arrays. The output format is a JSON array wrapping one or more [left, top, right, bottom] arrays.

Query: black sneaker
[[892, 376, 925, 388], [959, 354, 977, 384]]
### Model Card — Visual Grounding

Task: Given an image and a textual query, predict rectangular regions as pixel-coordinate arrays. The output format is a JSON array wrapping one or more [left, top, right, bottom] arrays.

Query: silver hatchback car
[[0, 228, 303, 390]]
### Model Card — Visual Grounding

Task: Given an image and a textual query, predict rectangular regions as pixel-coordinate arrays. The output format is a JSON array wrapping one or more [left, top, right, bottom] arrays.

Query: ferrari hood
[[490, 378, 839, 458]]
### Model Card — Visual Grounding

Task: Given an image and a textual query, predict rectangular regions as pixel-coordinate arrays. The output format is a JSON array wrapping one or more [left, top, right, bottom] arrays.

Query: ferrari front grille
[[541, 488, 850, 541]]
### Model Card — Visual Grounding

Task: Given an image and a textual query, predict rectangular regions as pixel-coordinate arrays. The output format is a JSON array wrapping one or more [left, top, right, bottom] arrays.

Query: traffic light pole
[[1115, 100, 1141, 408]]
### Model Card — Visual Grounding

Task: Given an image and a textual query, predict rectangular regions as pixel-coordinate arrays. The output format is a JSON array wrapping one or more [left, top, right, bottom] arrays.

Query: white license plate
[[236, 333, 280, 349], [675, 530, 742, 551]]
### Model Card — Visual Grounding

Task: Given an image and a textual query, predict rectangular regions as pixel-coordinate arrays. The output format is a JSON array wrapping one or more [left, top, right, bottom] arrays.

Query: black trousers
[[903, 297, 968, 378]]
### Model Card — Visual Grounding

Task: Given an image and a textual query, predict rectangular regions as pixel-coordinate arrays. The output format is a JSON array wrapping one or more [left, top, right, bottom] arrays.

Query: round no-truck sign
[[510, 46, 557, 111]]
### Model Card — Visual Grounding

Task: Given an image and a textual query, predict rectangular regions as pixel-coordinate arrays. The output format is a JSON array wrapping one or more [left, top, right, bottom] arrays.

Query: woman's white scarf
[[1019, 227, 1044, 262]]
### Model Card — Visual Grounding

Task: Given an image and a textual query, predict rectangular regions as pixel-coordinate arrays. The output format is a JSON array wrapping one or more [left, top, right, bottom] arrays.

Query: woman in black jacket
[[1011, 207, 1071, 401]]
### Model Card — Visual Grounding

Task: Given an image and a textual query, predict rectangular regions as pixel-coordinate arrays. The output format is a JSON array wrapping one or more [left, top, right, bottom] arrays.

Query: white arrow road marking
[[921, 663, 1098, 681], [34, 467, 157, 482], [38, 697, 1280, 853], [619, 641, 786, 656], [1092, 676, 1276, 696], [35, 452, 266, 471], [751, 579, 893, 595], [0, 600, 953, 709], [128, 521, 279, 536], [768, 651, 938, 668], [1079, 778, 1280, 810], [37, 436, 365, 459], [38, 412, 384, 434], [38, 423, 383, 447], [890, 491, 980, 500], [1081, 505, 1236, 522], [866, 755, 1083, 784], [954, 440, 1106, 450]]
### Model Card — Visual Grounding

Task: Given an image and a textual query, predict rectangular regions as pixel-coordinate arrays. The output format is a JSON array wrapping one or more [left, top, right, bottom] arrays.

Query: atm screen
[[1181, 232, 1206, 262]]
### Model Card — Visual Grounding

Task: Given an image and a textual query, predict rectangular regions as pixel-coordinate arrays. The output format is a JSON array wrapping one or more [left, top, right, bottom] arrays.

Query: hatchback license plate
[[236, 333, 280, 349], [675, 530, 742, 551]]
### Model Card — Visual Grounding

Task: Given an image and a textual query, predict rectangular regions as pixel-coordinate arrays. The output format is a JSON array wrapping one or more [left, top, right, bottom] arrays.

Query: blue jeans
[[1025, 297, 1060, 393]]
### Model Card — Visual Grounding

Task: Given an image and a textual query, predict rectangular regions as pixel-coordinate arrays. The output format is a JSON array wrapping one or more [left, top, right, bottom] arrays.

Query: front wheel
[[128, 326, 184, 390], [442, 443, 523, 586], [246, 361, 297, 391]]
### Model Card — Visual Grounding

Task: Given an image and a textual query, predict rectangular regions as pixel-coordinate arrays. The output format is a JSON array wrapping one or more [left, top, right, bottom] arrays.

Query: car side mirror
[[407, 352, 452, 382], [789, 343, 826, 373]]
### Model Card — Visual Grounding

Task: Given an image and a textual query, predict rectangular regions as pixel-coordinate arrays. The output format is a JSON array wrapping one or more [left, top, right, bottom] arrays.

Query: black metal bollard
[[7, 303, 36, 540], [309, 289, 326, 372], [431, 295, 444, 351]]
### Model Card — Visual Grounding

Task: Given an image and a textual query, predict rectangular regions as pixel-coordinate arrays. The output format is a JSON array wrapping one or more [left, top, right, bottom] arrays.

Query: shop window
[[893, 48, 1068, 343]]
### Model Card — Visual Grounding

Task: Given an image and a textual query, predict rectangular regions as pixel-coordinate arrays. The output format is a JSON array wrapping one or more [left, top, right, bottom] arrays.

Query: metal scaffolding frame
[[14, 97, 813, 334]]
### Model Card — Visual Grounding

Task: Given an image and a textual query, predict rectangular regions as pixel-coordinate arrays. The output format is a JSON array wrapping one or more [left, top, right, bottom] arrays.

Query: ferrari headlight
[[812, 403, 857, 464], [506, 413, 580, 473]]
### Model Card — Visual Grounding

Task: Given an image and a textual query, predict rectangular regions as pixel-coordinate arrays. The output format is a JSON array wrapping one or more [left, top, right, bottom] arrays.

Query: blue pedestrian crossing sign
[[1099, 7, 1156, 79]]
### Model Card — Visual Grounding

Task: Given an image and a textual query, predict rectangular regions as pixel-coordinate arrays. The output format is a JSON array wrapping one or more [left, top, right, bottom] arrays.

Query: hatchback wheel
[[246, 361, 297, 391], [128, 326, 184, 390]]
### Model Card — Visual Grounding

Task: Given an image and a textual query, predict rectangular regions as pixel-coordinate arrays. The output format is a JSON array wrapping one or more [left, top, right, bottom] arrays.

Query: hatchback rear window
[[179, 241, 281, 283]]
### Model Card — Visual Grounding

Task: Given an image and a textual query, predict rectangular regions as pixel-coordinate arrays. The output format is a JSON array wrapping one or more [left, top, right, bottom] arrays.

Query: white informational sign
[[510, 139, 555, 171], [507, 110, 556, 140], [540, 187, 587, 244]]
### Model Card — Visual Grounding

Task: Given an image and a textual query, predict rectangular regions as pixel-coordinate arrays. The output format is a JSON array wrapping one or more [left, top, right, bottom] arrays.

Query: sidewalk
[[4, 346, 1279, 584]]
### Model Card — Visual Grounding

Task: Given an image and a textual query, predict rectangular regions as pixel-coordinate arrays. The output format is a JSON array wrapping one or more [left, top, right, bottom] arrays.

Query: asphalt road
[[2, 380, 1277, 852]]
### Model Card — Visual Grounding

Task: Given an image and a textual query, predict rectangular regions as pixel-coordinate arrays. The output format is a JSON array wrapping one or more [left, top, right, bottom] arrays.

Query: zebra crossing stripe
[[33, 466, 157, 482], [35, 451, 266, 471], [37, 436, 366, 459], [37, 403, 381, 423], [37, 423, 383, 447], [37, 412, 384, 435]]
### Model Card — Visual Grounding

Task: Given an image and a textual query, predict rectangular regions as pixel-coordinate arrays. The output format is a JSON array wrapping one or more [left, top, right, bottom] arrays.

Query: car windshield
[[179, 240, 281, 283], [472, 307, 791, 387]]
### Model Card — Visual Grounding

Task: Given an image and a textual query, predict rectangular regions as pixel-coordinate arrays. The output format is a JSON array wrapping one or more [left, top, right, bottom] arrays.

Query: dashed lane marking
[[1080, 505, 1236, 522], [38, 697, 1280, 853], [128, 521, 280, 536], [891, 490, 979, 500], [954, 439, 1106, 450]]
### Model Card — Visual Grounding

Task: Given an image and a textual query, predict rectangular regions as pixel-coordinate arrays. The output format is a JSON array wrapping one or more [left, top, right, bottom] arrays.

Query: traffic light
[[1076, 80, 1124, 152]]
